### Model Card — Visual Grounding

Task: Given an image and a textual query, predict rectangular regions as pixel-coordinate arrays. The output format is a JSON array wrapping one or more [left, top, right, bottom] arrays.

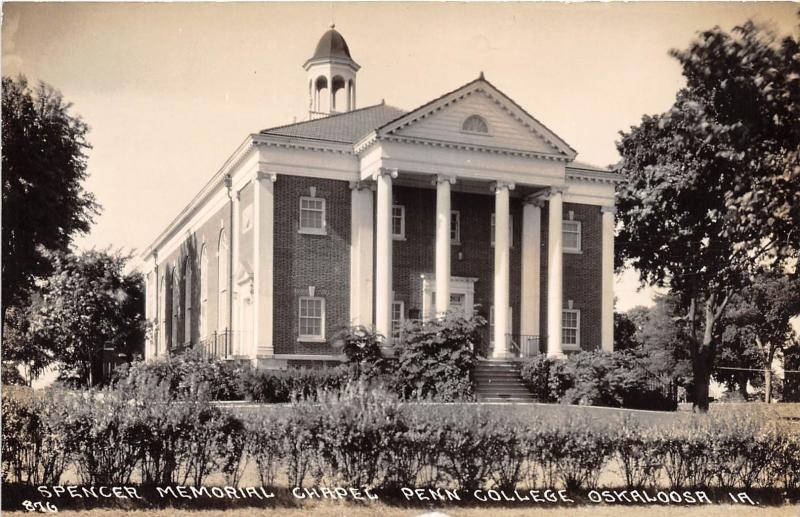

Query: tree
[[616, 20, 799, 411], [2, 76, 100, 316], [27, 250, 146, 386], [1, 301, 52, 385], [717, 272, 800, 402], [614, 312, 641, 351]]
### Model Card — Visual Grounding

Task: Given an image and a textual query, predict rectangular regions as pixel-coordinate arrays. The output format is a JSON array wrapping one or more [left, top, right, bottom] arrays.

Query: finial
[[479, 71, 485, 80], [381, 98, 385, 105], [330, 23, 335, 29]]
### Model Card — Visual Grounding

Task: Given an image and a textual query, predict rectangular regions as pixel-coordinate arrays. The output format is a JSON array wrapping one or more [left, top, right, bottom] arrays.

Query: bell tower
[[304, 25, 360, 119]]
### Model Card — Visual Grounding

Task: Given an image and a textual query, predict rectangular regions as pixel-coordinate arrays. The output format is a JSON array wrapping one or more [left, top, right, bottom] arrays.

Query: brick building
[[141, 27, 621, 368]]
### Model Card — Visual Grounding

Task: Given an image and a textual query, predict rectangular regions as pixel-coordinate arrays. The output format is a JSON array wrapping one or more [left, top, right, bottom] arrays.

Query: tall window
[[199, 246, 208, 339], [562, 309, 581, 349], [299, 197, 326, 234], [299, 296, 325, 341], [184, 256, 193, 344], [450, 211, 461, 244], [171, 270, 180, 348], [158, 277, 166, 355], [563, 220, 582, 253], [218, 230, 229, 333], [490, 214, 514, 247], [392, 205, 405, 239], [391, 300, 405, 338], [462, 114, 489, 134]]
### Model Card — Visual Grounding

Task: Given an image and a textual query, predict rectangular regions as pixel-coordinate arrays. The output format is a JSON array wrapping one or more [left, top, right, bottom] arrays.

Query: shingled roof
[[260, 103, 407, 144]]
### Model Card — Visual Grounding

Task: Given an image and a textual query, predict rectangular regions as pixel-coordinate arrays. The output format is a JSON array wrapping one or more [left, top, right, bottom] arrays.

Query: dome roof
[[309, 26, 354, 62]]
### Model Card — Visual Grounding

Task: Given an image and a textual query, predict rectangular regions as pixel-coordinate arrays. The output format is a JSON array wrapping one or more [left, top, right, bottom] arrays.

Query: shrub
[[384, 408, 444, 489], [332, 326, 394, 381], [649, 419, 713, 489], [62, 389, 146, 485], [612, 415, 660, 489], [436, 405, 502, 491], [245, 415, 285, 488], [239, 366, 350, 403], [394, 312, 483, 401], [519, 356, 557, 402], [1, 386, 71, 485], [115, 349, 245, 401]]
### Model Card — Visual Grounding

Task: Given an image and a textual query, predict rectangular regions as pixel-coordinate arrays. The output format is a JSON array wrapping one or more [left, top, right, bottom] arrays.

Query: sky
[[2, 1, 798, 311]]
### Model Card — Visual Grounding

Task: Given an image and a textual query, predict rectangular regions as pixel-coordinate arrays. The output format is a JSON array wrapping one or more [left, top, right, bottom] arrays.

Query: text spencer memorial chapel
[[141, 26, 621, 368]]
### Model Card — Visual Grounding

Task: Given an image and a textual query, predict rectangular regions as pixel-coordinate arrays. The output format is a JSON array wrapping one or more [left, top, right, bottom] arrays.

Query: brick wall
[[273, 176, 351, 355]]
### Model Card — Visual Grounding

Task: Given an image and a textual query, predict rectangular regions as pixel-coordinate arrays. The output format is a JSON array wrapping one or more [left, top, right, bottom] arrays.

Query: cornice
[[566, 168, 625, 184], [380, 134, 570, 162], [251, 133, 353, 155]]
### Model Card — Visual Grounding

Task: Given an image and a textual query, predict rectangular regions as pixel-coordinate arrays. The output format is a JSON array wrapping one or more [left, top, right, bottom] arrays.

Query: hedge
[[3, 383, 798, 493]]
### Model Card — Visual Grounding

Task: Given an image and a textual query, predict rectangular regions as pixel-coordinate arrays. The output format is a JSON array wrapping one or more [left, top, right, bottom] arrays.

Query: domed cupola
[[304, 25, 360, 118]]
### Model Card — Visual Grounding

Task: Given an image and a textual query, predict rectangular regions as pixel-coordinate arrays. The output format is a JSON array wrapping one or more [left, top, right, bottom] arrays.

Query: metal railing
[[197, 329, 232, 359]]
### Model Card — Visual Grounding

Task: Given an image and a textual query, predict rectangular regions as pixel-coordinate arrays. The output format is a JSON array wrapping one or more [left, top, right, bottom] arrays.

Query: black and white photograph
[[1, 1, 799, 516]]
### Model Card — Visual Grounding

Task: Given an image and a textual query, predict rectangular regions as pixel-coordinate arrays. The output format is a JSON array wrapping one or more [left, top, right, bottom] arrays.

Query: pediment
[[378, 78, 576, 160]]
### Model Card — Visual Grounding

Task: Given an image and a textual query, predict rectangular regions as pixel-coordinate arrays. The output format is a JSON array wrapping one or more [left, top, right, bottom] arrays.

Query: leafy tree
[[632, 295, 693, 391], [616, 20, 799, 411], [2, 76, 100, 317], [1, 302, 52, 385], [27, 250, 146, 386], [717, 272, 800, 402], [614, 312, 642, 351]]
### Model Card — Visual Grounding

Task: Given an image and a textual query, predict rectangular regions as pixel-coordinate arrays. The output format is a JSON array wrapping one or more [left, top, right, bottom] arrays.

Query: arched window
[[199, 246, 208, 339], [184, 256, 193, 345], [462, 115, 489, 134], [158, 276, 167, 356], [172, 269, 180, 348], [218, 230, 229, 333]]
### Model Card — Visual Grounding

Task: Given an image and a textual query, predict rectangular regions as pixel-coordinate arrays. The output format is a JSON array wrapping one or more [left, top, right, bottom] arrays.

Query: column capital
[[373, 167, 398, 180], [601, 205, 617, 215], [524, 194, 547, 208], [490, 181, 516, 193], [544, 186, 567, 198], [255, 171, 278, 183], [349, 180, 376, 191], [433, 174, 457, 185]]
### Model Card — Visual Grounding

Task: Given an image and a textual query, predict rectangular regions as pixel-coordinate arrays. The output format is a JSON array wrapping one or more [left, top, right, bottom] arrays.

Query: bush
[[1, 386, 71, 485], [239, 366, 350, 403], [520, 350, 677, 410], [245, 415, 285, 488], [394, 312, 483, 401], [115, 349, 245, 401]]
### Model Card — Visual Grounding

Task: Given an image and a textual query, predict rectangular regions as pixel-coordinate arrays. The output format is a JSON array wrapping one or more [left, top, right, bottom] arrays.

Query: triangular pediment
[[377, 78, 576, 159]]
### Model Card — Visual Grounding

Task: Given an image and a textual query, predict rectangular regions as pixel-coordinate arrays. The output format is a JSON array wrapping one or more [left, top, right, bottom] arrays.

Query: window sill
[[298, 228, 327, 236], [564, 249, 583, 255], [562, 344, 581, 351], [298, 336, 326, 343], [451, 241, 461, 246], [392, 236, 406, 241]]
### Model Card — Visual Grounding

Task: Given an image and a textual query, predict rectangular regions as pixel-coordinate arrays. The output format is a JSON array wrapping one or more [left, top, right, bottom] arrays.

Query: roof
[[308, 27, 355, 63], [566, 160, 613, 173], [260, 103, 407, 144]]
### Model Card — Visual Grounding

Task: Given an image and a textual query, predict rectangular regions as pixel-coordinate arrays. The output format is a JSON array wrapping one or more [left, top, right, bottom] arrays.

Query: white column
[[521, 197, 543, 356], [374, 168, 397, 341], [493, 181, 515, 358], [349, 181, 374, 326], [601, 206, 616, 352], [435, 175, 455, 316], [547, 187, 564, 358], [253, 172, 276, 359]]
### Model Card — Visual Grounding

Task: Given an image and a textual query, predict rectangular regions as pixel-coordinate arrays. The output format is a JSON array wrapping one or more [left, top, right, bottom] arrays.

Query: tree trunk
[[738, 373, 748, 400], [765, 368, 772, 404], [693, 350, 712, 412]]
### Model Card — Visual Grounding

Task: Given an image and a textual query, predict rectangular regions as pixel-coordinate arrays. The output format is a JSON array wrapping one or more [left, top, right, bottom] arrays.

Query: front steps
[[474, 360, 535, 402]]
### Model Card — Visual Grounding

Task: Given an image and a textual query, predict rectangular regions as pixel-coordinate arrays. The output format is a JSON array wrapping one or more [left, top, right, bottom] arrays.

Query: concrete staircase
[[474, 360, 535, 402]]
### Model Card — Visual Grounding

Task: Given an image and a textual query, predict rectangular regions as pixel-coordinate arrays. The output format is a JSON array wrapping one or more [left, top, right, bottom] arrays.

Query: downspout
[[224, 173, 234, 355]]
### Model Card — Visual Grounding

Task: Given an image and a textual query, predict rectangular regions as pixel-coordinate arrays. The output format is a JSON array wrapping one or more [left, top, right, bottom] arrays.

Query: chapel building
[[141, 27, 621, 368]]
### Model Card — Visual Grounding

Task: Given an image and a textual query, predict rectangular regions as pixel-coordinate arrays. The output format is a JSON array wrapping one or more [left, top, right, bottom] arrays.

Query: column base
[[491, 351, 516, 360], [253, 356, 288, 370], [546, 351, 566, 360]]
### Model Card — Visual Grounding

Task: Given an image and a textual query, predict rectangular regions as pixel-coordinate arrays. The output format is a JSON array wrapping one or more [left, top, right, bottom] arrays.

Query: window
[[158, 277, 167, 355], [199, 246, 208, 339], [183, 256, 193, 344], [171, 270, 180, 347], [450, 211, 461, 244], [490, 214, 513, 247], [299, 296, 325, 341], [563, 220, 582, 253], [299, 197, 326, 234], [462, 115, 489, 134], [562, 309, 580, 349], [391, 300, 405, 338], [218, 230, 229, 332], [392, 205, 405, 240]]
